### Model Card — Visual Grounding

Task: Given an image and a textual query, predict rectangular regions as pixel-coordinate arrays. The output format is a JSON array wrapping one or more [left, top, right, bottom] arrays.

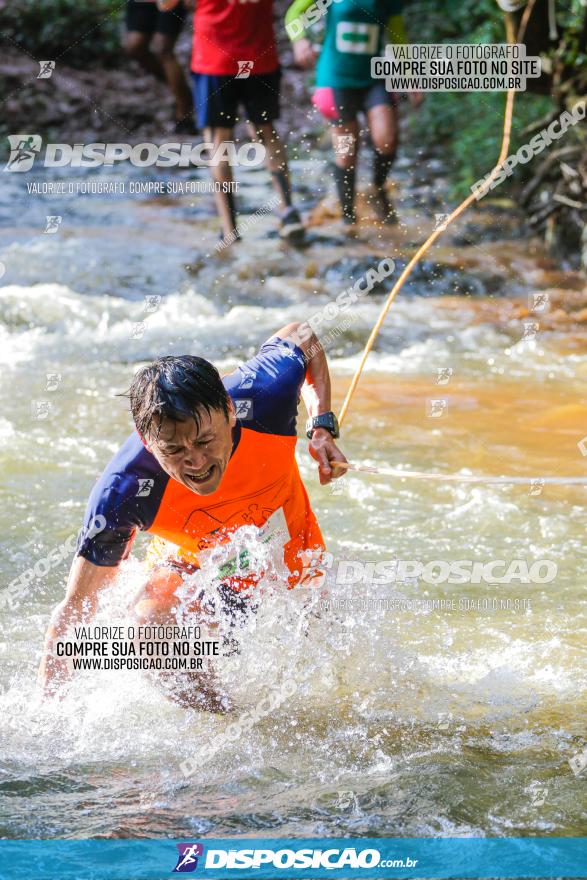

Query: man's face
[[147, 405, 237, 496]]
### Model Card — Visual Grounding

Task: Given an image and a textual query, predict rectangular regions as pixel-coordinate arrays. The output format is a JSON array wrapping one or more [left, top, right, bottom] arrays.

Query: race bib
[[335, 21, 379, 55], [198, 507, 290, 581]]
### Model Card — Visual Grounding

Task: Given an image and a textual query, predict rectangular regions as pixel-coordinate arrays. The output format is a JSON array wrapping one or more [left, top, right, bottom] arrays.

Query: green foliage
[[557, 1, 587, 71], [411, 90, 553, 198], [405, 0, 505, 44], [0, 0, 123, 67], [403, 0, 558, 198]]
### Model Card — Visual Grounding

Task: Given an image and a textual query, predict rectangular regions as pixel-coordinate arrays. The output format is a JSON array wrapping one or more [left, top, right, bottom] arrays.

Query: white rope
[[337, 461, 587, 486]]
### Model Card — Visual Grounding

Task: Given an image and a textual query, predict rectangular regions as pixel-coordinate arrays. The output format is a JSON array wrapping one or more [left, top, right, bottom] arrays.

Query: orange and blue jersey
[[76, 337, 324, 588]]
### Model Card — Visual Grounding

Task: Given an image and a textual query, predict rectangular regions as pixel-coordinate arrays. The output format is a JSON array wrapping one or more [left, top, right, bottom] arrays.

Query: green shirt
[[286, 0, 405, 89]]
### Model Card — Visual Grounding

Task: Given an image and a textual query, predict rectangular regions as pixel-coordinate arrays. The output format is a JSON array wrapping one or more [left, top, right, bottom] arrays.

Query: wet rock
[[321, 256, 392, 295], [451, 220, 528, 247], [321, 256, 506, 298], [302, 231, 347, 248]]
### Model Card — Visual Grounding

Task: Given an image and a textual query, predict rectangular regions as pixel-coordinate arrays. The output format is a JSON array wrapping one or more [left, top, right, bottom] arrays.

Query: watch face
[[306, 413, 339, 438]]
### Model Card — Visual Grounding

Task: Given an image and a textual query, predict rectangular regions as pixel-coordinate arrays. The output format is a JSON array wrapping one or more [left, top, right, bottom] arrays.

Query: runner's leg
[[192, 73, 240, 244], [123, 31, 166, 81], [151, 32, 194, 125], [205, 126, 239, 243], [366, 92, 399, 223], [331, 120, 359, 224], [124, 1, 166, 80], [331, 89, 360, 225], [134, 566, 229, 712], [243, 71, 304, 241], [247, 122, 292, 211]]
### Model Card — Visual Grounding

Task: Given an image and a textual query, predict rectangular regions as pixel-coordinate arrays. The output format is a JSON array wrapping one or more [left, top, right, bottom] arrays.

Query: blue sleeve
[[224, 336, 307, 436], [77, 473, 138, 567], [77, 434, 169, 567]]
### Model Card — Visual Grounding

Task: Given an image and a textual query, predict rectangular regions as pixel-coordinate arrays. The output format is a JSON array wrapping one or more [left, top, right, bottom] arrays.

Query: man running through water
[[124, 0, 195, 133], [190, 0, 305, 244], [286, 0, 421, 226], [38, 324, 346, 707]]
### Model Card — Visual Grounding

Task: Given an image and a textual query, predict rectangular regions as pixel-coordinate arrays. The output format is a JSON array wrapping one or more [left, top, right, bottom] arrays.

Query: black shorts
[[191, 69, 281, 129], [332, 82, 397, 124], [125, 0, 186, 38]]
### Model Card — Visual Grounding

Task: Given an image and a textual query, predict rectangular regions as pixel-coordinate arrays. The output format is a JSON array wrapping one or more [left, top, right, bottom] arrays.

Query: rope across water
[[336, 461, 587, 487]]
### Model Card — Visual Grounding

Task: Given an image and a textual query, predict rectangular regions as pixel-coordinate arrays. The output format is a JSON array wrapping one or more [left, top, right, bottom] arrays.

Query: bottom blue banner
[[0, 837, 585, 879]]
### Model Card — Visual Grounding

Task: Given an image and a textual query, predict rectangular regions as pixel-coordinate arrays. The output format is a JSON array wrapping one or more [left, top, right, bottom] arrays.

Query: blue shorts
[[191, 69, 281, 129]]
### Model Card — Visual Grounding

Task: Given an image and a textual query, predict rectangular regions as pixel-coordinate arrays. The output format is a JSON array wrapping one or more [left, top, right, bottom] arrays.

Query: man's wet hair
[[127, 355, 230, 440]]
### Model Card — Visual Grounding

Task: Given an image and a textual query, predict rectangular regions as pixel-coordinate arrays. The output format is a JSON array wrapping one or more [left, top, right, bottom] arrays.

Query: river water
[[0, 143, 586, 840]]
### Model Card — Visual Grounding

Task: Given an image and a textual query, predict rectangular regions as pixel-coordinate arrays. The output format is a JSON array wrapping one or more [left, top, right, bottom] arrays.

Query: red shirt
[[192, 0, 279, 75]]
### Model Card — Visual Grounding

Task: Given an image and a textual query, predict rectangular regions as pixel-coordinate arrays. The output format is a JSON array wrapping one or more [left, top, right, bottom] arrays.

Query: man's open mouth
[[185, 466, 214, 486]]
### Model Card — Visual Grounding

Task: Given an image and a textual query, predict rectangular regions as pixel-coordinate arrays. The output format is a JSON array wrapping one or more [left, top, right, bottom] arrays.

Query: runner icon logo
[[434, 213, 450, 231], [235, 399, 254, 420], [4, 135, 42, 172], [44, 216, 62, 234], [144, 295, 162, 313], [329, 479, 346, 496], [569, 747, 587, 777], [38, 61, 56, 79], [333, 134, 355, 156], [173, 843, 204, 873], [236, 60, 254, 78], [522, 321, 539, 341], [528, 784, 548, 807], [427, 398, 447, 418], [529, 292, 549, 312], [529, 479, 544, 496], [239, 369, 256, 389], [31, 401, 52, 420], [435, 367, 453, 386], [46, 373, 62, 392]]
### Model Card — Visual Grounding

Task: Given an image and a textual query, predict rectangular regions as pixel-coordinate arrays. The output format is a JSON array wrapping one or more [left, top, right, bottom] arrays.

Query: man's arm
[[285, 0, 315, 40], [274, 322, 348, 485], [37, 556, 119, 696], [285, 0, 318, 68]]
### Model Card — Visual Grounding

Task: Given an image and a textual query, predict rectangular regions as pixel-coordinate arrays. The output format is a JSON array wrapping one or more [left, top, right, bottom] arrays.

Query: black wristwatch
[[306, 411, 340, 439]]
